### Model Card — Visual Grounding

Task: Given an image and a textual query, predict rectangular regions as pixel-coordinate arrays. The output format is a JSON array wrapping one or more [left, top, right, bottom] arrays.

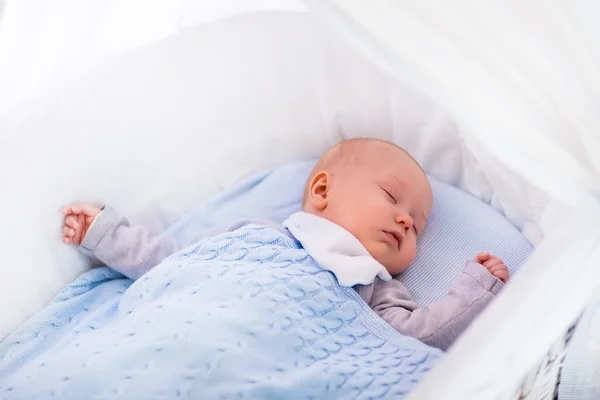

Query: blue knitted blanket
[[0, 225, 441, 399]]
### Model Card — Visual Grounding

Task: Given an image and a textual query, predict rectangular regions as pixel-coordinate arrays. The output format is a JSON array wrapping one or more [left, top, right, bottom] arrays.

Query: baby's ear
[[307, 171, 330, 210]]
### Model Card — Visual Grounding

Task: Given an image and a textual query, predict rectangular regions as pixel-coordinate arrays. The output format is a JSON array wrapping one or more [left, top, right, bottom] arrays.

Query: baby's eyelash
[[383, 188, 396, 203]]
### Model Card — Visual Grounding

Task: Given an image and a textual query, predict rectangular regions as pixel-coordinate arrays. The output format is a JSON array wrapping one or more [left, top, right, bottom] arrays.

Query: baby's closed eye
[[381, 187, 396, 204]]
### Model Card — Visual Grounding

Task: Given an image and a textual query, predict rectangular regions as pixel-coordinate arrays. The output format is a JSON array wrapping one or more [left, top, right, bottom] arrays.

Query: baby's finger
[[473, 252, 491, 263], [62, 206, 84, 215], [64, 215, 79, 229], [483, 258, 503, 269], [63, 226, 75, 237], [73, 214, 85, 244], [72, 204, 101, 218], [63, 237, 72, 244], [493, 269, 510, 283], [488, 263, 507, 275]]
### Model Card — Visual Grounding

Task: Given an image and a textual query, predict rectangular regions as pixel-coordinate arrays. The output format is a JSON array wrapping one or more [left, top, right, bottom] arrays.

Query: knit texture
[[0, 225, 441, 399]]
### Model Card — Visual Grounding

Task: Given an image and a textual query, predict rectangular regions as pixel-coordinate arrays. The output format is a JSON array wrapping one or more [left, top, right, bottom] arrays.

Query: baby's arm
[[61, 204, 180, 280], [367, 258, 506, 351]]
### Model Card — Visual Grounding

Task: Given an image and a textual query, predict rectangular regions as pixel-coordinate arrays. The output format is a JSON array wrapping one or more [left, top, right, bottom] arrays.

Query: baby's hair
[[302, 138, 422, 206]]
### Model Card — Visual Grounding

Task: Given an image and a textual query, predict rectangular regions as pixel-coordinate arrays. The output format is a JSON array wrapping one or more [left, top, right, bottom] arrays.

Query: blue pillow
[[399, 178, 532, 305], [167, 161, 532, 306]]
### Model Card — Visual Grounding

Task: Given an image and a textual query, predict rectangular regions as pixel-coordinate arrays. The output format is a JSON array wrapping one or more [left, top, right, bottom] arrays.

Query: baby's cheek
[[366, 241, 392, 266], [402, 240, 417, 264]]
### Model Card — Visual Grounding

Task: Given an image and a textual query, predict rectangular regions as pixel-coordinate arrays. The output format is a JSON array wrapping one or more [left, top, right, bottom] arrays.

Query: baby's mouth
[[384, 231, 402, 250]]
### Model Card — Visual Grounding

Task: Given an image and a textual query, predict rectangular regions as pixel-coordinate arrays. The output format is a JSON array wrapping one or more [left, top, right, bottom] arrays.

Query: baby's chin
[[368, 248, 412, 276], [379, 259, 411, 276], [385, 266, 409, 276]]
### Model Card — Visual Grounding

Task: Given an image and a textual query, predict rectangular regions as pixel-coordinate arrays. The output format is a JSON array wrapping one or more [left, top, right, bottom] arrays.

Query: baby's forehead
[[354, 149, 420, 177], [334, 140, 412, 167], [316, 139, 427, 186]]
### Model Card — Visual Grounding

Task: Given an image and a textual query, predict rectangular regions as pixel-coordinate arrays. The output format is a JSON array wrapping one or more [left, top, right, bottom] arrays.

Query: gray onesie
[[80, 206, 504, 351]]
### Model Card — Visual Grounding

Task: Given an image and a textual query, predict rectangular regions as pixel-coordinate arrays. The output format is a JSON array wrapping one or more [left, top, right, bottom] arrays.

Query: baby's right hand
[[61, 204, 102, 245]]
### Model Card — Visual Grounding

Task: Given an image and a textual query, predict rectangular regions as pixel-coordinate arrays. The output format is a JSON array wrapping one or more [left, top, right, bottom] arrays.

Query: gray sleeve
[[367, 261, 504, 351], [78, 206, 182, 280], [78, 208, 284, 280]]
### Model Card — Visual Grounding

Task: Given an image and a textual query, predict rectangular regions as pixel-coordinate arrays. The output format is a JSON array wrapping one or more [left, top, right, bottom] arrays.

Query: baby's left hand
[[473, 252, 509, 283]]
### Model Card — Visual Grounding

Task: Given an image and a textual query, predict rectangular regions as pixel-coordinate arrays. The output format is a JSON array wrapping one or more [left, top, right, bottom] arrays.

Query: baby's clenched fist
[[61, 204, 102, 245], [473, 252, 509, 283]]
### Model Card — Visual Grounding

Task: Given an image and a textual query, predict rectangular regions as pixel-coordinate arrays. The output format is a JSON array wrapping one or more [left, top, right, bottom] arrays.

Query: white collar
[[283, 212, 392, 287]]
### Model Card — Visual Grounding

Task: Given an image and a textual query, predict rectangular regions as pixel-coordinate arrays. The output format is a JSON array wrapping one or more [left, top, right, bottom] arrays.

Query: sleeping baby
[[61, 138, 509, 351]]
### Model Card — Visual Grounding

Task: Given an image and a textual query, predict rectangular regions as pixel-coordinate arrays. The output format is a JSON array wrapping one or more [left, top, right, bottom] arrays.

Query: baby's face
[[306, 145, 432, 275]]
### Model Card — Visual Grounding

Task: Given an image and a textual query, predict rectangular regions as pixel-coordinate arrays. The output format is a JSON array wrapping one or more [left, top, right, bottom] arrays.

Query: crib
[[1, 1, 599, 399]]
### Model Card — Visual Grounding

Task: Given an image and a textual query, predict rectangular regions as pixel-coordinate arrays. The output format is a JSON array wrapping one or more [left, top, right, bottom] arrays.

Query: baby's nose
[[395, 213, 414, 230]]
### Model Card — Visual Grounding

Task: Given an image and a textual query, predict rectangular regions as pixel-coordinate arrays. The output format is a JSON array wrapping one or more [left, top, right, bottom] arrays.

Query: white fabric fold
[[283, 212, 392, 286]]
